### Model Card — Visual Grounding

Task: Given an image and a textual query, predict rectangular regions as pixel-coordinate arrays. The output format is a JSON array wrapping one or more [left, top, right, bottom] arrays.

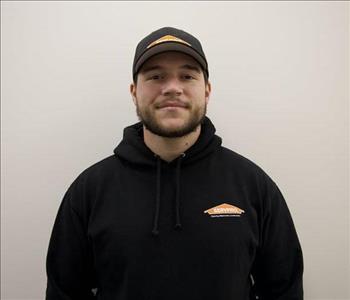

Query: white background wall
[[1, 1, 349, 299]]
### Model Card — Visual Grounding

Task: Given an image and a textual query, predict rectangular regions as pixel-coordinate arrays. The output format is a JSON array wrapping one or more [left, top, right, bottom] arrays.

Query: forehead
[[139, 51, 202, 72]]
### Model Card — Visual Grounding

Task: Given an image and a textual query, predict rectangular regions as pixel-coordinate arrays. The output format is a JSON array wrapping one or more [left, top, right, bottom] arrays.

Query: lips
[[158, 101, 187, 109]]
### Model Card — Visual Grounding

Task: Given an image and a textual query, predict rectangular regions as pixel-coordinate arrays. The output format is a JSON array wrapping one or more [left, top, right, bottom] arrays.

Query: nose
[[162, 77, 183, 97]]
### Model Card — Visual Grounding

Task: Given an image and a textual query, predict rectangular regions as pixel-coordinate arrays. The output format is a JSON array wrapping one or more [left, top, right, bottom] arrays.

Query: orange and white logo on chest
[[204, 203, 245, 217]]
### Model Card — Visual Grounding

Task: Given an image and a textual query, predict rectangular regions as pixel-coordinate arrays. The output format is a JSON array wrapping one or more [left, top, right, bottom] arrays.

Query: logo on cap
[[204, 203, 245, 218], [147, 35, 191, 49]]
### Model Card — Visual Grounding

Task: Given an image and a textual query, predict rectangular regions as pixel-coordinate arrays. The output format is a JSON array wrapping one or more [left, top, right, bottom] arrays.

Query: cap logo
[[204, 203, 245, 218], [146, 35, 191, 49]]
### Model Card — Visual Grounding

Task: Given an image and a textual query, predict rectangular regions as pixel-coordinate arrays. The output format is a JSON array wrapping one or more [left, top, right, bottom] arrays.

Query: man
[[46, 27, 303, 299]]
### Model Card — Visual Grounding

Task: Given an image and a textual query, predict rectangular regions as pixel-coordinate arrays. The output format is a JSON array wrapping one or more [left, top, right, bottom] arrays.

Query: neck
[[143, 125, 201, 162]]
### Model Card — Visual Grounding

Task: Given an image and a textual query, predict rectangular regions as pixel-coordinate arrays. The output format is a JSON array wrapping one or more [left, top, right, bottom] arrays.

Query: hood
[[114, 116, 222, 166], [113, 116, 222, 236]]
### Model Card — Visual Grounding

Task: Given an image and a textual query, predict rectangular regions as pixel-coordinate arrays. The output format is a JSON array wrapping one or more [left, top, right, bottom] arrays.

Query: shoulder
[[66, 154, 120, 194], [79, 155, 119, 179], [218, 146, 268, 175], [217, 146, 278, 193]]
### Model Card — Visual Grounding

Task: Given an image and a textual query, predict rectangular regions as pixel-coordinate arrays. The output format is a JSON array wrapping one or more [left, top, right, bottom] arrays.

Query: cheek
[[136, 86, 159, 104], [188, 87, 206, 102]]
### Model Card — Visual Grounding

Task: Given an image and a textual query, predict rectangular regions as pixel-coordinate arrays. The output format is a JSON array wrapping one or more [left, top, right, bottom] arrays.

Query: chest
[[87, 166, 260, 270]]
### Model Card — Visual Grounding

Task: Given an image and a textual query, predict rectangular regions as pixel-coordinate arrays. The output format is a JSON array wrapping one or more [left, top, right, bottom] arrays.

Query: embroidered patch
[[204, 203, 245, 218]]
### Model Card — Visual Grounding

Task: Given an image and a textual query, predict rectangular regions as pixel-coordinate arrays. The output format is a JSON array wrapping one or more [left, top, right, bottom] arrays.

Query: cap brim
[[134, 42, 207, 76]]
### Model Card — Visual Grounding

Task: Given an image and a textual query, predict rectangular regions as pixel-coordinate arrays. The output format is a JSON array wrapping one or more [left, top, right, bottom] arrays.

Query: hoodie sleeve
[[45, 180, 97, 300], [251, 180, 304, 300]]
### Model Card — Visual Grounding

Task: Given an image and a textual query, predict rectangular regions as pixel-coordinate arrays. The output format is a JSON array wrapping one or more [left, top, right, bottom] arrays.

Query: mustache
[[155, 99, 189, 109]]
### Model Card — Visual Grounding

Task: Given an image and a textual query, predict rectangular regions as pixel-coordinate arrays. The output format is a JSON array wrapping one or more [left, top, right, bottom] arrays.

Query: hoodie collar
[[114, 116, 222, 166]]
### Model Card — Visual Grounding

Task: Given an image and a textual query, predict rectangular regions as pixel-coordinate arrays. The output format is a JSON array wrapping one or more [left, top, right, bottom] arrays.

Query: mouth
[[159, 105, 186, 110], [157, 101, 188, 110], [158, 106, 188, 114]]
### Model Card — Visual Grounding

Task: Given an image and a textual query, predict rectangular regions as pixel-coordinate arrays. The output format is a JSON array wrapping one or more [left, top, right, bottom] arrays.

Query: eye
[[148, 74, 163, 80], [183, 74, 195, 80]]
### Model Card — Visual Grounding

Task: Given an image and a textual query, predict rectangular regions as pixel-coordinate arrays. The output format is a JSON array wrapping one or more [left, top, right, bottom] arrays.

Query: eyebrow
[[140, 64, 202, 74], [181, 64, 201, 74]]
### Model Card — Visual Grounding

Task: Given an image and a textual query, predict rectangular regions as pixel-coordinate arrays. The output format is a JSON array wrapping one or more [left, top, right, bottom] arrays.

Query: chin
[[160, 116, 185, 124], [159, 117, 187, 128], [138, 106, 205, 138]]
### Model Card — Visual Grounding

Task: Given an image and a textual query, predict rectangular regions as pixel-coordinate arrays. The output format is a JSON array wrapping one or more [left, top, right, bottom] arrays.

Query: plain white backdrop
[[1, 1, 349, 299]]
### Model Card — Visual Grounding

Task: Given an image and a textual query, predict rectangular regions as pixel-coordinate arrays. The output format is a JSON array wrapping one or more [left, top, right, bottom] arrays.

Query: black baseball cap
[[132, 27, 209, 81]]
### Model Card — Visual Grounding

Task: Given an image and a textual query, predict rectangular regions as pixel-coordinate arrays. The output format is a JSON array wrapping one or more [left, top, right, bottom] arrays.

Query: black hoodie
[[46, 116, 303, 300]]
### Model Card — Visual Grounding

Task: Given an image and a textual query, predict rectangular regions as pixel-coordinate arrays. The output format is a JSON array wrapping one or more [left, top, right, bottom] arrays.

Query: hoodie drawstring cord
[[174, 153, 185, 230], [152, 155, 161, 236], [151, 153, 186, 237]]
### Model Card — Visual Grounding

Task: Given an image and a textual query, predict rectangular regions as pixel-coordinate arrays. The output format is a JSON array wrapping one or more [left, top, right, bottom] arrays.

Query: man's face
[[130, 51, 211, 138]]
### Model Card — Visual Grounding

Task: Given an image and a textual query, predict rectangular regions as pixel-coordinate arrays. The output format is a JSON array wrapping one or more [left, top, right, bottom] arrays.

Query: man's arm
[[46, 183, 97, 300], [251, 181, 304, 299]]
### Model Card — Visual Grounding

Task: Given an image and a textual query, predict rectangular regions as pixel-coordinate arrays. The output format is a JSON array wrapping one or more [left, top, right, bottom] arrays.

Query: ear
[[205, 81, 211, 105], [130, 83, 137, 105]]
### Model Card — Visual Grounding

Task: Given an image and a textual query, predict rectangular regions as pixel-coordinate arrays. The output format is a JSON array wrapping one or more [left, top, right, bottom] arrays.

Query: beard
[[135, 101, 207, 138]]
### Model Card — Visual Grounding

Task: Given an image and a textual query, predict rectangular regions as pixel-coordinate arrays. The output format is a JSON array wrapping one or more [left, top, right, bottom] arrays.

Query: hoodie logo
[[204, 203, 245, 218]]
